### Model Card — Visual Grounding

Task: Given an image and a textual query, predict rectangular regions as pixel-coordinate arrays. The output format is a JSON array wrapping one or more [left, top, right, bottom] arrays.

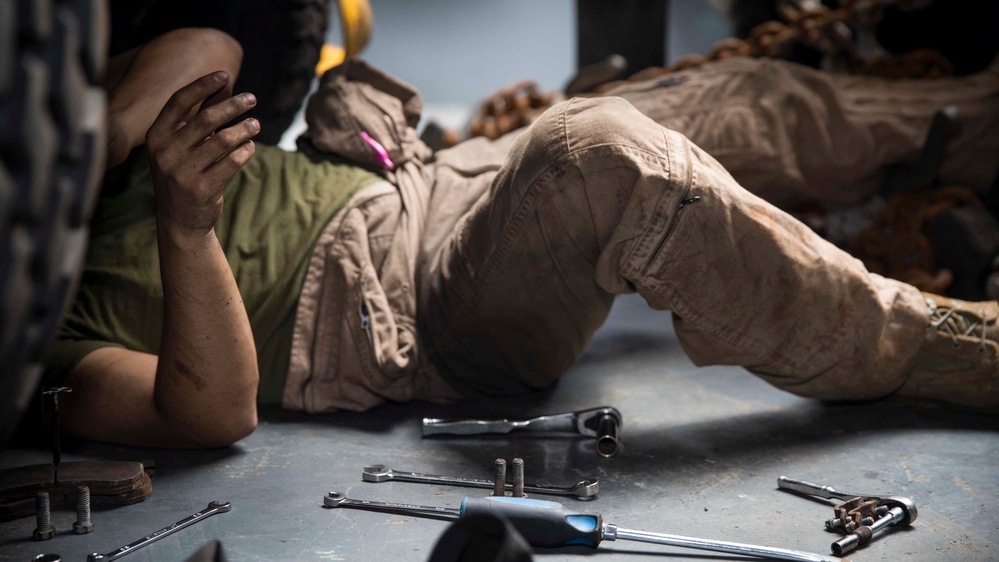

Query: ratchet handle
[[422, 419, 517, 436], [460, 496, 602, 548], [778, 476, 847, 500]]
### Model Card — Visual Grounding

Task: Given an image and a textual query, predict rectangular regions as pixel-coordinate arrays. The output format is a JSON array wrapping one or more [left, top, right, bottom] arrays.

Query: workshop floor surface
[[2, 293, 997, 561]]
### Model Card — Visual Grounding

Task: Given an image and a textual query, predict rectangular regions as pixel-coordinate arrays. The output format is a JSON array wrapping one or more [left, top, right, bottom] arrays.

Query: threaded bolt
[[492, 458, 507, 496], [33, 492, 55, 540], [511, 458, 525, 498], [73, 485, 94, 534]]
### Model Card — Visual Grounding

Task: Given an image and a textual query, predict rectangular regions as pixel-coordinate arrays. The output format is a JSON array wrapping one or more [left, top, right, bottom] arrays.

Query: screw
[[511, 458, 525, 498], [74, 485, 94, 534], [33, 491, 55, 540], [492, 459, 507, 496]]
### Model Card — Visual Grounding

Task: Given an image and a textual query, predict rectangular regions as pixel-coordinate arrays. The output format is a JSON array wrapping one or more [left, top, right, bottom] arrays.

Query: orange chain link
[[463, 0, 948, 142], [595, 0, 945, 93], [848, 186, 984, 295]]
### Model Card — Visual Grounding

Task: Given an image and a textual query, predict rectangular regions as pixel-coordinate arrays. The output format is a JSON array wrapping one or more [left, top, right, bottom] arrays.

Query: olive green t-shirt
[[47, 145, 381, 404]]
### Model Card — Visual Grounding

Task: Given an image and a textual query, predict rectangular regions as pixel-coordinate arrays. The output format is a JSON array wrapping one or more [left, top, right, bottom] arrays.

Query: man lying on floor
[[48, 28, 999, 448]]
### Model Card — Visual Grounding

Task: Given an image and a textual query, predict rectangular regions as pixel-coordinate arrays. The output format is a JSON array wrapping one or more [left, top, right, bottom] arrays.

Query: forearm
[[154, 219, 258, 446], [59, 71, 261, 449]]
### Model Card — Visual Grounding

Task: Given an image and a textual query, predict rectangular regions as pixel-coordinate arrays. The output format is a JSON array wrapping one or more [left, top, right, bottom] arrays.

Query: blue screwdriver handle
[[460, 496, 602, 548]]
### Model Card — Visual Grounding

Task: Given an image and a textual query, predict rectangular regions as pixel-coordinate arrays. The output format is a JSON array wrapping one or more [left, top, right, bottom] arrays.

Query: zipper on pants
[[360, 301, 371, 331], [645, 195, 701, 269]]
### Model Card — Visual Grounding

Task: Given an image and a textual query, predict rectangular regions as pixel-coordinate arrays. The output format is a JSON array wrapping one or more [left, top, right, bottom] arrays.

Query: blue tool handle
[[460, 496, 602, 548]]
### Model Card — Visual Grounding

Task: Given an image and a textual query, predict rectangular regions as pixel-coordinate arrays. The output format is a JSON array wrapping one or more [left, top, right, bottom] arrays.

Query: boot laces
[[926, 298, 988, 353]]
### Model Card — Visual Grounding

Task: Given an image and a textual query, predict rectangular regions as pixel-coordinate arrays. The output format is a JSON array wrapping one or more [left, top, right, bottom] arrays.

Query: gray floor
[[2, 293, 997, 561]]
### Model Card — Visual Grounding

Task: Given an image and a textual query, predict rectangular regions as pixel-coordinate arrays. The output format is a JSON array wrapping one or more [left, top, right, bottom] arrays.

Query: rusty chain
[[464, 0, 948, 143], [847, 186, 985, 295], [604, 0, 948, 93]]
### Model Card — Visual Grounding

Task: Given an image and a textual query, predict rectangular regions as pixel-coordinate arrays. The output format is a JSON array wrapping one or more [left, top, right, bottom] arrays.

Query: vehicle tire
[[0, 0, 108, 448]]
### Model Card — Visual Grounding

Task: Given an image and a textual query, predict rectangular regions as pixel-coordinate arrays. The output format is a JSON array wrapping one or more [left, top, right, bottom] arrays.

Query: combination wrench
[[362, 464, 599, 500], [323, 491, 844, 562], [87, 501, 231, 561]]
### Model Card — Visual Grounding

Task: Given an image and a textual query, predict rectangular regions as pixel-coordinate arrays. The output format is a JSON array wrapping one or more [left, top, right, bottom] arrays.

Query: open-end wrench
[[362, 464, 599, 500], [422, 406, 622, 457], [87, 501, 231, 561], [323, 491, 843, 562]]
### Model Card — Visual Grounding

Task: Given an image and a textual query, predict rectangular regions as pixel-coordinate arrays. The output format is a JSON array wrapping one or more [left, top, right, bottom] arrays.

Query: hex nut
[[33, 527, 55, 541], [74, 520, 94, 534]]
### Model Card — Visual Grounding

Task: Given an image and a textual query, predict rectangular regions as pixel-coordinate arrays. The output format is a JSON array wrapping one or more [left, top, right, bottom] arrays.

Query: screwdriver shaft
[[607, 525, 843, 562]]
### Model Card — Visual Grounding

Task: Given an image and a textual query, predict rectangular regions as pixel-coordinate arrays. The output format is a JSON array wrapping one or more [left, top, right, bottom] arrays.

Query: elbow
[[188, 408, 257, 449]]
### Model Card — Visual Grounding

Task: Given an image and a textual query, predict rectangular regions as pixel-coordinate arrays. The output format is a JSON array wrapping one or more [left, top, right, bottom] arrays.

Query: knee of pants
[[510, 96, 677, 180]]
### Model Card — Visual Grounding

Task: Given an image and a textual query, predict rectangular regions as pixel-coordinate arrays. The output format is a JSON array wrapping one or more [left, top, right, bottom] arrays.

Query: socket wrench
[[87, 501, 231, 561], [778, 476, 917, 554], [362, 464, 599, 500], [422, 406, 622, 457]]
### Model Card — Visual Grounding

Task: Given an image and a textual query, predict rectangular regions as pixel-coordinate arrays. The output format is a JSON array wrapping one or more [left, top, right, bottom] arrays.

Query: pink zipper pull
[[360, 130, 395, 170]]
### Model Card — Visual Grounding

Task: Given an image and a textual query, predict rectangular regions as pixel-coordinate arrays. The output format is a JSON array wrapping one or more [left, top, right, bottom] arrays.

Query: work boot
[[899, 293, 999, 408]]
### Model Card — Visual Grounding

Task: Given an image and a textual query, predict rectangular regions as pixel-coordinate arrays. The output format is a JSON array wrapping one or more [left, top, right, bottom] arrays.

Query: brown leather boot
[[899, 293, 999, 408]]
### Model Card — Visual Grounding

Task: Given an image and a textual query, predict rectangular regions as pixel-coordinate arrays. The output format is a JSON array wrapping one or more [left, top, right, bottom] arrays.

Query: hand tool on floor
[[777, 476, 917, 555], [87, 501, 231, 561], [422, 406, 622, 457], [323, 492, 844, 562], [362, 464, 599, 500]]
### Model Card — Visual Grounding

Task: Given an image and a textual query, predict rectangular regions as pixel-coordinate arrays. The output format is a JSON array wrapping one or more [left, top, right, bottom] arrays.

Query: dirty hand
[[146, 70, 259, 234]]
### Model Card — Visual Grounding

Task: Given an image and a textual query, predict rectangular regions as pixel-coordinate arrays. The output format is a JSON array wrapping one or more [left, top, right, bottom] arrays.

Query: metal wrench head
[[575, 407, 622, 437], [324, 491, 347, 507], [208, 500, 232, 513], [880, 496, 917, 526], [362, 465, 394, 482], [568, 479, 600, 499]]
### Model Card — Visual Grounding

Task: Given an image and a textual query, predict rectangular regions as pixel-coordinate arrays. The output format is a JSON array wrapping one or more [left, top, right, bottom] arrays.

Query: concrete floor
[[1, 293, 997, 561]]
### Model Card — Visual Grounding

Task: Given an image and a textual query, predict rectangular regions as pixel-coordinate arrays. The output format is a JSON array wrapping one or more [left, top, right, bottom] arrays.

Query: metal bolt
[[33, 492, 55, 540], [511, 458, 525, 498], [74, 485, 94, 534], [492, 459, 506, 496]]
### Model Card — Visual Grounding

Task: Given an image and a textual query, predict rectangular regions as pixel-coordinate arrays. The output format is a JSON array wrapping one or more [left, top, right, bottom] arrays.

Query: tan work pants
[[420, 95, 929, 402]]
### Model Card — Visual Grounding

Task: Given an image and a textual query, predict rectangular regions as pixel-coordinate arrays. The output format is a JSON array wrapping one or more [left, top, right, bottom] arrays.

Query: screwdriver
[[323, 492, 845, 562]]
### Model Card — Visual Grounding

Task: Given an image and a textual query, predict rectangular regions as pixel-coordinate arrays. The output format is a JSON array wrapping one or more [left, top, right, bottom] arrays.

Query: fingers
[[202, 139, 256, 187], [176, 92, 257, 148], [191, 116, 261, 171], [201, 80, 234, 112], [148, 71, 230, 142]]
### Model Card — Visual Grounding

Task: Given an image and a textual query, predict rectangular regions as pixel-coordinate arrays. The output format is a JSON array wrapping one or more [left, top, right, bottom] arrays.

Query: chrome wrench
[[323, 491, 459, 521], [362, 464, 599, 500], [422, 406, 622, 457], [87, 501, 231, 561], [323, 491, 844, 562]]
